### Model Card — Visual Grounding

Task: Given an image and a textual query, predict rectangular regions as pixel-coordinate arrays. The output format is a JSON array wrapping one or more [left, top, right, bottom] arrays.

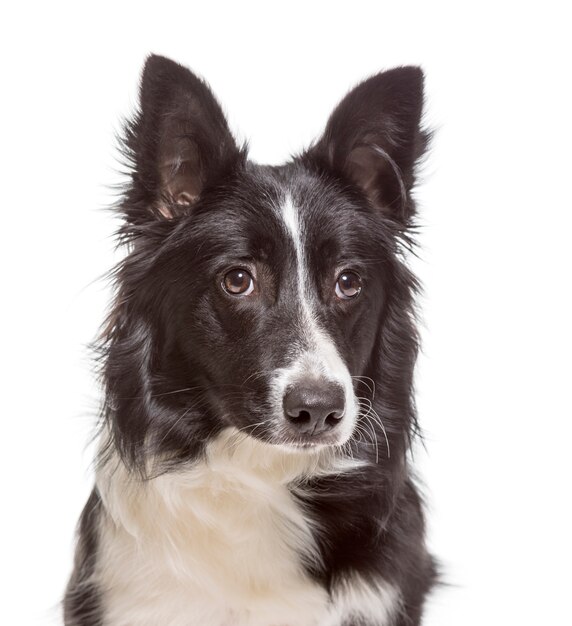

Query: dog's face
[[108, 56, 425, 463], [149, 166, 389, 449]]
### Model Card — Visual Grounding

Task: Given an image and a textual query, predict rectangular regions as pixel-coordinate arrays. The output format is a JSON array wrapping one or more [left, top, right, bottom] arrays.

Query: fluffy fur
[[64, 54, 436, 625]]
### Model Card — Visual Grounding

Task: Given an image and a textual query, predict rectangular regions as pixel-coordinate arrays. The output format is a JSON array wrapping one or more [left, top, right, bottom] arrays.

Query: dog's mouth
[[270, 430, 349, 450]]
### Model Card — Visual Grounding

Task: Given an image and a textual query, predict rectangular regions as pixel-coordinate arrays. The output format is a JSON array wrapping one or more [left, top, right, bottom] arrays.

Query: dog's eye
[[222, 269, 255, 296], [335, 271, 362, 300]]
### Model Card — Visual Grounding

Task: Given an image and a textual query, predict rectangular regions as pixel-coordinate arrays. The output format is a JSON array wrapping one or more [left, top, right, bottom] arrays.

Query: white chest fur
[[95, 430, 398, 626]]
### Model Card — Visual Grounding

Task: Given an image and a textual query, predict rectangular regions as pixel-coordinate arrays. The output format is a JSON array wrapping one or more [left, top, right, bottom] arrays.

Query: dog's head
[[103, 55, 426, 468]]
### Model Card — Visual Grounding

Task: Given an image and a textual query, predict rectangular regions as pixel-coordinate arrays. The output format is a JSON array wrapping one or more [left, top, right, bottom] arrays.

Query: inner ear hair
[[156, 135, 204, 218], [346, 144, 408, 217]]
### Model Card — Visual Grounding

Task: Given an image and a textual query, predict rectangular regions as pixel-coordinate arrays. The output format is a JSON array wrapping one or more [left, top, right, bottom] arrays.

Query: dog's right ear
[[122, 55, 243, 223]]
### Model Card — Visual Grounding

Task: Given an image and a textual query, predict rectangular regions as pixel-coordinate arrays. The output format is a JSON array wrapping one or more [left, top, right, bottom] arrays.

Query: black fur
[[64, 489, 103, 625], [65, 55, 436, 625]]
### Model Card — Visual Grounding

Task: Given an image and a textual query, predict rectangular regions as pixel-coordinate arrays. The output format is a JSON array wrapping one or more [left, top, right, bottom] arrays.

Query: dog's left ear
[[305, 67, 427, 224]]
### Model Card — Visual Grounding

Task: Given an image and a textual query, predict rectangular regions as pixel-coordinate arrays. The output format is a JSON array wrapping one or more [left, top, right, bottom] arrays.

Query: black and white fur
[[64, 55, 436, 626]]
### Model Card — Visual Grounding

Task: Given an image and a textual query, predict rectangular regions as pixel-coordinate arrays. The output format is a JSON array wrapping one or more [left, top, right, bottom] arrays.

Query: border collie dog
[[65, 55, 436, 626]]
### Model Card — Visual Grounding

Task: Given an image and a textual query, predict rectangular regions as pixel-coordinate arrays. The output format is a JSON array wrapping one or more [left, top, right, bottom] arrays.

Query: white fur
[[94, 429, 397, 625], [325, 575, 401, 626], [277, 194, 357, 444]]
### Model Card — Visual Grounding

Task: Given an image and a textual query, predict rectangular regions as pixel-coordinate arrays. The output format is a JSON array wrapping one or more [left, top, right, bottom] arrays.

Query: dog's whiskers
[[224, 421, 268, 453], [154, 394, 211, 449], [240, 370, 270, 386], [351, 375, 376, 401], [355, 396, 390, 460]]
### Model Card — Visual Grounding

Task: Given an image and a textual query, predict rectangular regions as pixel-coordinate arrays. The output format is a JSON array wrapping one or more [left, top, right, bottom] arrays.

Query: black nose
[[283, 382, 345, 436]]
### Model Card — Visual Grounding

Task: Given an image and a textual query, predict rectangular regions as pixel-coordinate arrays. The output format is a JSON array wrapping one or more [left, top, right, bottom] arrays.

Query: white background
[[1, 2, 571, 624]]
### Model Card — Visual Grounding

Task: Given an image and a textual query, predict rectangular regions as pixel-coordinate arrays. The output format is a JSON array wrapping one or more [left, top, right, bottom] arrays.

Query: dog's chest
[[96, 438, 334, 625], [95, 434, 397, 625]]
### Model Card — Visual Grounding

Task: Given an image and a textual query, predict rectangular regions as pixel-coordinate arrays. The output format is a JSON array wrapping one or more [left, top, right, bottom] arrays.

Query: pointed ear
[[304, 67, 427, 224], [123, 55, 243, 222]]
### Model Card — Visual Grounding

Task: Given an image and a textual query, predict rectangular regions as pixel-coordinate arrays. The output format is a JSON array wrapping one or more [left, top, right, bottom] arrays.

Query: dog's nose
[[283, 382, 345, 435]]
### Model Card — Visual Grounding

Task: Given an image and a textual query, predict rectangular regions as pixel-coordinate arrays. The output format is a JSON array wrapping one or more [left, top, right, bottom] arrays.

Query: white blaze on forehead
[[280, 193, 323, 346], [281, 193, 301, 251], [281, 194, 308, 316], [278, 193, 357, 441], [280, 193, 330, 355]]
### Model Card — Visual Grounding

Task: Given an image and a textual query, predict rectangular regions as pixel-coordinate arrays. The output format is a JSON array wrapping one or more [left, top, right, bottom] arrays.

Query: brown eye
[[222, 269, 255, 296], [335, 271, 362, 299]]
